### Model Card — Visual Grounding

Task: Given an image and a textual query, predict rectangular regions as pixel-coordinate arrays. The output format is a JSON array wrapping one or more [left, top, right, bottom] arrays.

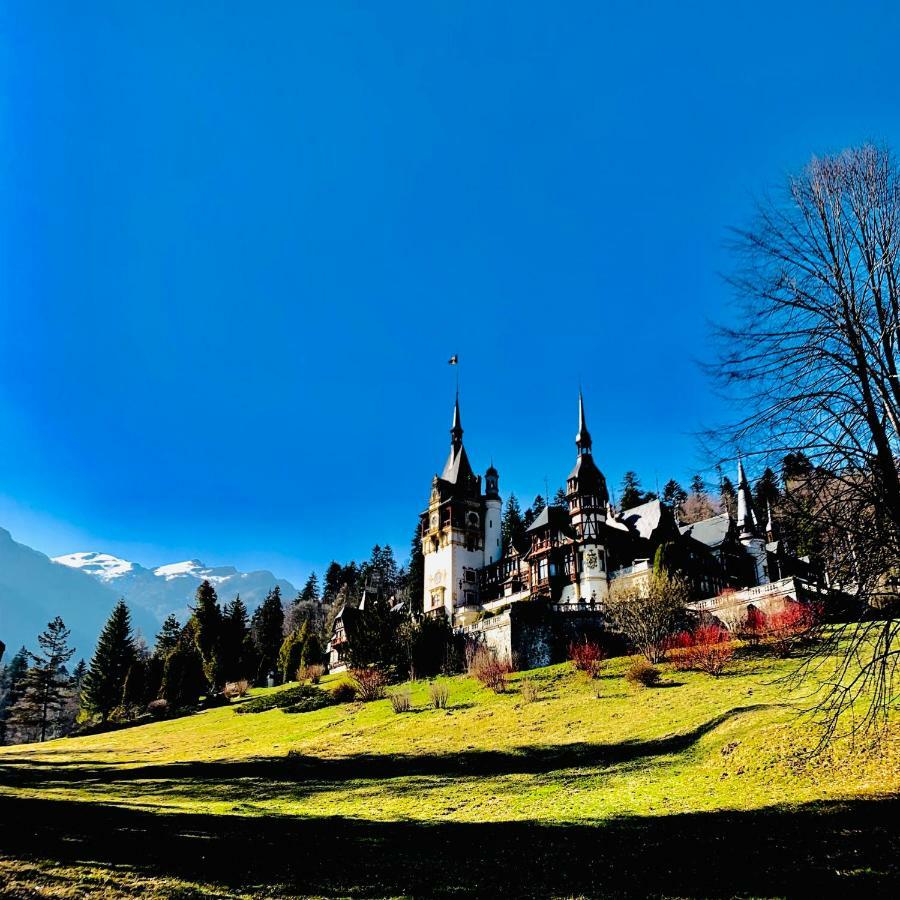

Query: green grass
[[1, 647, 898, 897]]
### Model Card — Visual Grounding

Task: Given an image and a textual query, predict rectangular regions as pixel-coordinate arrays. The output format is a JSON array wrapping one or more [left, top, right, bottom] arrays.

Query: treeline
[[0, 538, 427, 746]]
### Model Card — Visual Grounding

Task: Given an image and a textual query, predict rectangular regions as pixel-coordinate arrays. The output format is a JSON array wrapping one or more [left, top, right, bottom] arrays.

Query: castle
[[419, 392, 816, 630]]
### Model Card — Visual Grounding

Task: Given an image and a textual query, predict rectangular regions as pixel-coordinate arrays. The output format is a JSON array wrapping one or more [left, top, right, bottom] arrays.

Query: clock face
[[430, 513, 439, 529]]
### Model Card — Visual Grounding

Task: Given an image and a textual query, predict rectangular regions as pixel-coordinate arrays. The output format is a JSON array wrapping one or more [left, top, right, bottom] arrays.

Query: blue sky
[[1, 1, 898, 585]]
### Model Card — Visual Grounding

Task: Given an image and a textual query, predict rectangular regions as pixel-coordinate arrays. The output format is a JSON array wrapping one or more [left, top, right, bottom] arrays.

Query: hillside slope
[[1, 649, 898, 897]]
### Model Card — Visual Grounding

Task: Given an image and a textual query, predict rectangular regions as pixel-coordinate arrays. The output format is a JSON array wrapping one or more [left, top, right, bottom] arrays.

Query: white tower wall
[[484, 497, 502, 565]]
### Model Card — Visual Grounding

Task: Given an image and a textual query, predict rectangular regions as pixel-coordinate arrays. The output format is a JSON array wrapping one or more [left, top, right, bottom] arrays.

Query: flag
[[448, 355, 458, 365]]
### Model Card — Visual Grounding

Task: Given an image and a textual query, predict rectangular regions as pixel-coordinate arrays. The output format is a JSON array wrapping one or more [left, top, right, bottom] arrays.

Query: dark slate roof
[[679, 513, 732, 549], [525, 505, 573, 535], [441, 443, 476, 486]]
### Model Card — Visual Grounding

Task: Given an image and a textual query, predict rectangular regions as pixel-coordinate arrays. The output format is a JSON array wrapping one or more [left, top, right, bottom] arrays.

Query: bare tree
[[711, 144, 900, 739], [605, 570, 691, 663]]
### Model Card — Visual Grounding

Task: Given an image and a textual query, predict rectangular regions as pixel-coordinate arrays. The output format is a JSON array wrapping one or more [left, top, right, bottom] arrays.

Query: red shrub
[[766, 603, 816, 656], [668, 625, 736, 675], [739, 606, 768, 646], [568, 639, 606, 678], [468, 647, 513, 693], [350, 667, 388, 702]]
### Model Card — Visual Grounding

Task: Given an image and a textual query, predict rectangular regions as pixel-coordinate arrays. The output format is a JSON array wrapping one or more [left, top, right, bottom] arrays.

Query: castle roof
[[679, 512, 732, 549]]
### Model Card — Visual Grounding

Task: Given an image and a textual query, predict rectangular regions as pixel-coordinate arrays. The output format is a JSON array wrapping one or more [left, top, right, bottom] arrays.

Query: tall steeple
[[575, 390, 592, 456], [450, 390, 463, 453], [736, 459, 757, 538]]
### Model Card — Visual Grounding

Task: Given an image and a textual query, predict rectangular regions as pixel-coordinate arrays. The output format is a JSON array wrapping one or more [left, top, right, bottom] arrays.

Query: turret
[[736, 458, 769, 585], [484, 463, 502, 564]]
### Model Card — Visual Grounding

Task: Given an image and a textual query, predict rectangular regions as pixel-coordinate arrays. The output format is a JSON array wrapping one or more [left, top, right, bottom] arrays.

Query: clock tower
[[420, 394, 494, 620]]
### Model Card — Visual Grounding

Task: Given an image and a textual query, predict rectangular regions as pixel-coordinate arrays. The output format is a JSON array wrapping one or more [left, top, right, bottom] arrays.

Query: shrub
[[351, 667, 388, 702], [738, 606, 767, 647], [223, 679, 250, 699], [568, 638, 606, 678], [296, 664, 324, 685], [767, 603, 816, 657], [678, 625, 735, 676], [520, 678, 539, 703], [147, 699, 169, 719], [235, 683, 331, 715], [428, 681, 450, 709], [329, 680, 357, 703], [389, 687, 411, 713], [467, 647, 513, 693], [625, 658, 662, 687]]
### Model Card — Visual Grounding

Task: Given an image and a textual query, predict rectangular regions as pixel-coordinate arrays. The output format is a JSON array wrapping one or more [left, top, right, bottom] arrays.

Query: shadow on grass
[[0, 791, 897, 897], [0, 705, 777, 788]]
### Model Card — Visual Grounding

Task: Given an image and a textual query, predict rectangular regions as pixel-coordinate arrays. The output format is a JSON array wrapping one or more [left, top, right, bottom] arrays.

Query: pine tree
[[10, 618, 75, 742], [82, 600, 136, 721], [299, 572, 320, 604], [190, 580, 223, 692], [251, 586, 285, 684], [322, 561, 344, 605], [754, 466, 781, 518], [154, 614, 182, 658], [690, 473, 706, 497], [0, 647, 29, 744], [70, 659, 87, 690], [523, 494, 546, 529], [220, 596, 249, 682], [405, 524, 425, 615], [662, 479, 688, 513], [619, 471, 644, 510], [502, 493, 526, 550], [160, 641, 206, 708], [720, 475, 737, 519]]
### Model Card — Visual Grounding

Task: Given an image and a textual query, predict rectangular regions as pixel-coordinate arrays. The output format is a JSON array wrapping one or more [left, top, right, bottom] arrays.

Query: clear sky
[[1, 1, 899, 585]]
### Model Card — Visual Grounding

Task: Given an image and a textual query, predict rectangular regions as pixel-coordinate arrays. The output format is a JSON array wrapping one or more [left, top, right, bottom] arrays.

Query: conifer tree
[[322, 561, 344, 605], [160, 641, 206, 708], [523, 494, 546, 529], [405, 524, 425, 614], [501, 493, 525, 550], [0, 647, 29, 744], [190, 580, 223, 692], [154, 614, 182, 658], [551, 487, 568, 509], [618, 471, 644, 510], [299, 572, 320, 604], [662, 479, 688, 514], [82, 600, 136, 721], [220, 596, 249, 682], [754, 466, 781, 518], [720, 475, 737, 519], [11, 617, 75, 742], [251, 586, 285, 684]]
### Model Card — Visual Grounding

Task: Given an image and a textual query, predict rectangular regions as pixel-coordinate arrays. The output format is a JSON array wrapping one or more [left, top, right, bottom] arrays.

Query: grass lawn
[[1, 647, 898, 897]]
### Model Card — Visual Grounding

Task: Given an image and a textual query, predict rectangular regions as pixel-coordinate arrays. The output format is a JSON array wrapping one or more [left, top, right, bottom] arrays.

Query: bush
[[520, 678, 539, 703], [738, 606, 767, 647], [467, 647, 513, 693], [223, 679, 250, 699], [568, 639, 606, 678], [429, 681, 450, 710], [235, 683, 331, 715], [329, 680, 357, 703], [147, 699, 169, 719], [767, 603, 816, 657], [389, 687, 411, 713], [351, 667, 388, 702], [673, 625, 735, 676], [625, 658, 662, 687], [296, 664, 324, 684]]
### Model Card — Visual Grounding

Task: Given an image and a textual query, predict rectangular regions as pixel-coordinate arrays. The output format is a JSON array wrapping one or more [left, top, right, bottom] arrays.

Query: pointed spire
[[736, 458, 757, 537], [765, 499, 775, 541], [575, 390, 592, 455], [450, 390, 463, 451]]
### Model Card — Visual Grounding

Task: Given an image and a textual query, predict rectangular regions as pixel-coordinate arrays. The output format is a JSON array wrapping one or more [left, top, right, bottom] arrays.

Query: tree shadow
[[0, 705, 778, 789], [0, 792, 896, 897]]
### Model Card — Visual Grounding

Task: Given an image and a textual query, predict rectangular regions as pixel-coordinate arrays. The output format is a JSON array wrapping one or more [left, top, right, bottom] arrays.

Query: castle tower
[[484, 462, 502, 565], [736, 459, 769, 585], [420, 394, 489, 619], [565, 391, 610, 602]]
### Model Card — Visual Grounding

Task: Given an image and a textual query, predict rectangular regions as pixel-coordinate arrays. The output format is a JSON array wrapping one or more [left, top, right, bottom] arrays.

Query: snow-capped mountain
[[53, 550, 296, 632], [0, 530, 155, 661]]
